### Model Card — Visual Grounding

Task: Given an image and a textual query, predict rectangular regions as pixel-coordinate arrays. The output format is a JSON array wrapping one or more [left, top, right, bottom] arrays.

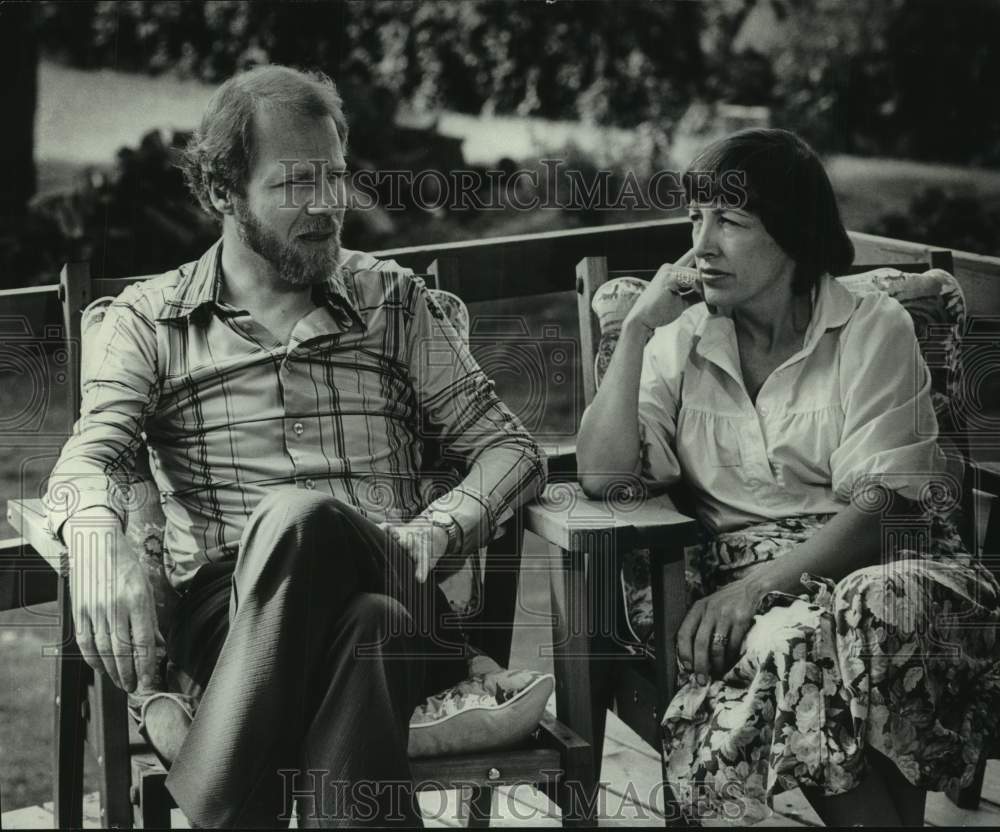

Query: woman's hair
[[682, 128, 854, 295], [179, 64, 349, 221]]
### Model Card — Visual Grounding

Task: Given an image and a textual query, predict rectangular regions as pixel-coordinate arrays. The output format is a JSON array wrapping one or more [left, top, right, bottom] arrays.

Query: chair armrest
[[541, 440, 578, 484], [968, 460, 1000, 556], [7, 498, 67, 573], [969, 459, 1000, 497], [524, 482, 698, 553], [0, 534, 59, 611]]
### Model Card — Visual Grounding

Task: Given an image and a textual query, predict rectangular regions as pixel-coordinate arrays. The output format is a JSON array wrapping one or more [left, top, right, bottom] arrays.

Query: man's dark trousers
[[164, 489, 469, 828]]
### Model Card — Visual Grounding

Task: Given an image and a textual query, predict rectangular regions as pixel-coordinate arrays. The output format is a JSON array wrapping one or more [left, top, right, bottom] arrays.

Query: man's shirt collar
[[157, 238, 366, 331]]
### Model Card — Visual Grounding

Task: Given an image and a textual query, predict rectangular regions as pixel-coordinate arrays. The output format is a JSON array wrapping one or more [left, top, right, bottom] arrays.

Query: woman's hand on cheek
[[623, 262, 696, 333], [675, 577, 764, 684]]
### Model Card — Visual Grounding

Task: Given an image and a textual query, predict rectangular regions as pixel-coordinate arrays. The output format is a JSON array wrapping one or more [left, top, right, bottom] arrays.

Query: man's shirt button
[[304, 479, 315, 489], [293, 422, 304, 436]]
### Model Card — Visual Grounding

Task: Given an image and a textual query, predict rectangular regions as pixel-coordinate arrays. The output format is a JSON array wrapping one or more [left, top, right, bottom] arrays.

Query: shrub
[[869, 187, 1000, 256]]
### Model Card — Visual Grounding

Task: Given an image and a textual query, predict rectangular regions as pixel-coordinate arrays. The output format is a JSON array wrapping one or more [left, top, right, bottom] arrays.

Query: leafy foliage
[[36, 0, 1000, 166], [38, 1, 704, 129], [869, 187, 1000, 255], [20, 129, 218, 283]]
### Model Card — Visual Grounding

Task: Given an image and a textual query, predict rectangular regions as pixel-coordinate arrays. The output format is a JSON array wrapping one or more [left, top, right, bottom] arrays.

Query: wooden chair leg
[[946, 753, 987, 810], [549, 541, 615, 782], [650, 548, 693, 827], [476, 515, 524, 667], [463, 785, 494, 828], [131, 758, 172, 829], [537, 714, 598, 828], [53, 574, 87, 829], [91, 672, 134, 828], [556, 733, 598, 828]]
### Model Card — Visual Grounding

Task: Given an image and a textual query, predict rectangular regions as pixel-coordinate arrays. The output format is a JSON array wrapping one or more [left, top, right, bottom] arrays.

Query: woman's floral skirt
[[621, 514, 1000, 824]]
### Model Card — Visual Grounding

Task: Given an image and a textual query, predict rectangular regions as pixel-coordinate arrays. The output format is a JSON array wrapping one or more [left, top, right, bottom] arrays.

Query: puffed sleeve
[[830, 293, 946, 503], [636, 315, 697, 489]]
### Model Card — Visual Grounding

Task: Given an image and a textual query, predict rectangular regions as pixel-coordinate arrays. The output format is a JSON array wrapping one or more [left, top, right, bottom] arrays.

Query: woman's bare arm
[[576, 317, 650, 497], [577, 262, 694, 497], [747, 499, 884, 598]]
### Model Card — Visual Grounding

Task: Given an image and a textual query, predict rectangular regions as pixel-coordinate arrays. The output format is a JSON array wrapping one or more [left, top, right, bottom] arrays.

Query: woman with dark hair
[[577, 128, 1000, 826]]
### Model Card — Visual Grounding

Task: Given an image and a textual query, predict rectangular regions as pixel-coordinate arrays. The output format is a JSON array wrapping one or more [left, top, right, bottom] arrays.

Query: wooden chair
[[3, 259, 596, 828], [524, 247, 1000, 823]]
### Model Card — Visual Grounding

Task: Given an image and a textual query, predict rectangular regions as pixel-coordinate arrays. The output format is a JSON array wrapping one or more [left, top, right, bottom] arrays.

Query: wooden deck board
[[6, 758, 1000, 828], [979, 758, 1000, 804]]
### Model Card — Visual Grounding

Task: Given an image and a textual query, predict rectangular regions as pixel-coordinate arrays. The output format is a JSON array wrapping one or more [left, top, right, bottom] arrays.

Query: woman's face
[[688, 202, 797, 311]]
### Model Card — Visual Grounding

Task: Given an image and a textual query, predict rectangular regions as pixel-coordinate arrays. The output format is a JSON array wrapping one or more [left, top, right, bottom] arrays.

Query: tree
[[0, 2, 39, 221], [37, 0, 706, 130]]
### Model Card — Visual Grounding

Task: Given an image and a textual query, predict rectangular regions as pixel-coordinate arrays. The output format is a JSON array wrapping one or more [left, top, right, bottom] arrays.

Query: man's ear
[[208, 180, 235, 215]]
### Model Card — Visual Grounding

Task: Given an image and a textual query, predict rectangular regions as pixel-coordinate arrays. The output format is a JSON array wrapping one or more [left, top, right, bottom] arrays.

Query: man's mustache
[[296, 222, 340, 237]]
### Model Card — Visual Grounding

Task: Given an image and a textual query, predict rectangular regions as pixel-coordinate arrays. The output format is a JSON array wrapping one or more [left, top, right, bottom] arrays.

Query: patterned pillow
[[591, 277, 649, 387], [834, 267, 967, 446], [836, 267, 970, 546], [408, 653, 555, 758], [427, 288, 470, 343]]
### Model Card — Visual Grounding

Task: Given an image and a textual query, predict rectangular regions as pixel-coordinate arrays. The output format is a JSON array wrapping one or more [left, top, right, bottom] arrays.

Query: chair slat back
[[576, 256, 611, 407], [91, 276, 163, 299], [843, 250, 954, 274]]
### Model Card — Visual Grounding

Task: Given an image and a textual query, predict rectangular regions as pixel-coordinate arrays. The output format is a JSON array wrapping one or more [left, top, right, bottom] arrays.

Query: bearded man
[[44, 64, 544, 828]]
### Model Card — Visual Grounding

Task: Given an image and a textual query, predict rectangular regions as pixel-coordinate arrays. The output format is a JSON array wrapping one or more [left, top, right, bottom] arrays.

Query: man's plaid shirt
[[45, 241, 545, 588]]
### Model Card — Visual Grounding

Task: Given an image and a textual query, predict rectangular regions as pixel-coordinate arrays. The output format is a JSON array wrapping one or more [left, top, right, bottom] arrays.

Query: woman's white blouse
[[635, 276, 944, 534]]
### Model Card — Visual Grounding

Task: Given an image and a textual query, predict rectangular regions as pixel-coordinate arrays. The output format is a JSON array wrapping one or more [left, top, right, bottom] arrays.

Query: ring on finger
[[669, 268, 699, 296], [711, 632, 729, 648]]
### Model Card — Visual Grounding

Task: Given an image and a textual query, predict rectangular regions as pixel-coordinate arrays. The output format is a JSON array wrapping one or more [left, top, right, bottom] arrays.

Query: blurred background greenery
[[3, 0, 1000, 290], [2, 0, 1000, 814]]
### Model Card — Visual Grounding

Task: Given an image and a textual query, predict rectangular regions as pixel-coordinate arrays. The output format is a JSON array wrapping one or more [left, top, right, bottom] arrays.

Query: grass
[[0, 608, 102, 811], [0, 339, 81, 810]]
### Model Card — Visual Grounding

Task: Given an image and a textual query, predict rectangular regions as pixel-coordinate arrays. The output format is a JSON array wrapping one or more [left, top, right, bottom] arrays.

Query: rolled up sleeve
[[43, 289, 161, 543], [830, 294, 945, 504], [405, 276, 545, 550]]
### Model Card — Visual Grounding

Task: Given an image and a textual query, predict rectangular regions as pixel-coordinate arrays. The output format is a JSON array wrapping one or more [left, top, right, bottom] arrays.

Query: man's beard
[[233, 200, 341, 287]]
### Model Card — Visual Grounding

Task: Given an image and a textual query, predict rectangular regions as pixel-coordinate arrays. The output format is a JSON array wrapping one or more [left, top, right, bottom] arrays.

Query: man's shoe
[[128, 691, 198, 767]]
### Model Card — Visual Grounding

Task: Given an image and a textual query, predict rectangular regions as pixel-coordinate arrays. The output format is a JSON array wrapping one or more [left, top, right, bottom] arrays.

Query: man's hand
[[62, 508, 162, 692], [378, 518, 449, 584], [675, 576, 764, 684]]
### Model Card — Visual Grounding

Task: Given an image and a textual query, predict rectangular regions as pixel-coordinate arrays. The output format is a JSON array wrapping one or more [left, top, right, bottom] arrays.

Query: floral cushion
[[591, 276, 648, 386], [408, 653, 555, 758], [427, 288, 470, 343], [835, 267, 967, 447]]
